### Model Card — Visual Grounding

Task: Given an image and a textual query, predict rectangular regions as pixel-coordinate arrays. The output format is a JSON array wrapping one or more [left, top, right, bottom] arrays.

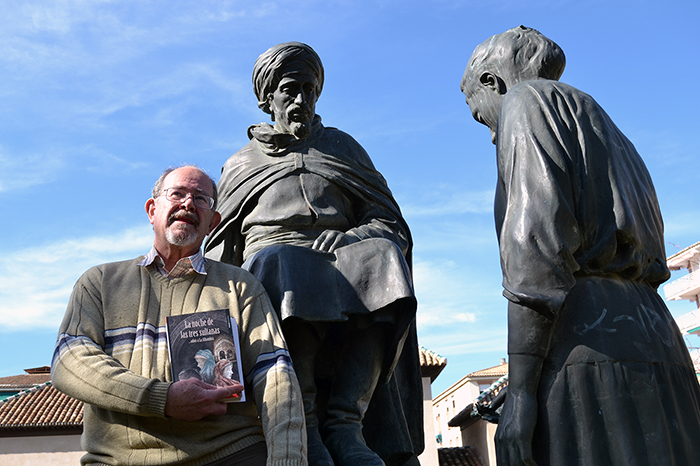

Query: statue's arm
[[316, 130, 411, 254], [495, 301, 554, 466], [494, 85, 579, 465]]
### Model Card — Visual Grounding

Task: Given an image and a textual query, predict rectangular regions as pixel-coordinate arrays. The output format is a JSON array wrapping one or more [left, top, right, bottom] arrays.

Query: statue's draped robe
[[206, 118, 423, 465], [497, 80, 700, 465]]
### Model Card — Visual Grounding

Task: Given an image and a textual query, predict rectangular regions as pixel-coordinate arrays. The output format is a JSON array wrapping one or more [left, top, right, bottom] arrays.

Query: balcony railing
[[664, 269, 700, 301], [675, 309, 700, 335]]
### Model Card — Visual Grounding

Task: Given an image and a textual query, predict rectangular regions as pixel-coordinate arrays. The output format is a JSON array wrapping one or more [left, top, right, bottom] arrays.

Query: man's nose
[[180, 194, 197, 211], [294, 92, 305, 104]]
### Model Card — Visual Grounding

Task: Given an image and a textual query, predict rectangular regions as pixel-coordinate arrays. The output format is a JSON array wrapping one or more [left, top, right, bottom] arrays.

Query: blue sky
[[1, 0, 699, 396]]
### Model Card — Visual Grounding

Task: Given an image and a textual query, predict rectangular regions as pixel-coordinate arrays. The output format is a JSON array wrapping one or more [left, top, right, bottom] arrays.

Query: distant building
[[447, 372, 507, 466], [432, 359, 508, 454], [0, 366, 83, 466], [663, 241, 700, 378], [665, 240, 700, 336], [419, 347, 448, 466]]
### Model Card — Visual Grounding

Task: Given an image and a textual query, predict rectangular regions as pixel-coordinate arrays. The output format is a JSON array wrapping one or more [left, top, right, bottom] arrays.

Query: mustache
[[287, 104, 313, 119], [168, 211, 200, 228]]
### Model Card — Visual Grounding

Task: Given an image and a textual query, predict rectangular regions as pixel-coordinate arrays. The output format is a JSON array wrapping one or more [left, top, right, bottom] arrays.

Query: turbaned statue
[[205, 42, 423, 466]]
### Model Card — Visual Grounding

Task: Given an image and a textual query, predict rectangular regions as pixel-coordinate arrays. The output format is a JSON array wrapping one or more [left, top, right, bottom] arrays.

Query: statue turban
[[252, 42, 324, 114]]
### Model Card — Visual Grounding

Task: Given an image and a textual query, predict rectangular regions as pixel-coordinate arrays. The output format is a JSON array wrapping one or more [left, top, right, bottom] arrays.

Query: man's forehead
[[163, 168, 213, 194]]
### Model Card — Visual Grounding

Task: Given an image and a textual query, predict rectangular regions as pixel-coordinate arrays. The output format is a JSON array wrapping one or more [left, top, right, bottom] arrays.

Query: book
[[165, 309, 246, 402]]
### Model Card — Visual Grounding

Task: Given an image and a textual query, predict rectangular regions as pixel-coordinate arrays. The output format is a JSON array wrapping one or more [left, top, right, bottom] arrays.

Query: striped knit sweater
[[51, 257, 306, 466]]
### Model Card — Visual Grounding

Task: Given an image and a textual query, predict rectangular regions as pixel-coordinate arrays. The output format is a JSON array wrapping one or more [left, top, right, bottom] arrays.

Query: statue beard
[[282, 105, 313, 140], [288, 120, 311, 140]]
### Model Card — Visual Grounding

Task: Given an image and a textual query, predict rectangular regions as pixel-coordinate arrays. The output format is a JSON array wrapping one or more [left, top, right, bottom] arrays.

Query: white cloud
[[0, 225, 153, 330], [0, 148, 66, 191], [662, 210, 700, 244], [401, 188, 494, 217], [413, 258, 502, 328], [93, 63, 249, 121], [0, 144, 150, 193]]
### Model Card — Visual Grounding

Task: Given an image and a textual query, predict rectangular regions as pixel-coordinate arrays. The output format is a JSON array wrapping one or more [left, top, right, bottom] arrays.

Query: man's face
[[268, 67, 318, 139], [146, 167, 221, 256], [463, 75, 502, 145]]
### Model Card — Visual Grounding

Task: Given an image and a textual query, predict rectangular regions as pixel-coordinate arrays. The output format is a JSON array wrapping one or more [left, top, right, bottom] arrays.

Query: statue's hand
[[312, 229, 360, 253], [495, 389, 539, 466]]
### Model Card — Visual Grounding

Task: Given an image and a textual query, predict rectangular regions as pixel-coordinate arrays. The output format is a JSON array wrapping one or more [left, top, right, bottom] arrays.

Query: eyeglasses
[[158, 187, 215, 210]]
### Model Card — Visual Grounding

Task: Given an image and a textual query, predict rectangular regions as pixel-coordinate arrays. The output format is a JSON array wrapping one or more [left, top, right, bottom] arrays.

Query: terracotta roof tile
[[420, 346, 447, 382], [0, 373, 52, 390], [438, 446, 485, 466], [466, 361, 508, 379], [0, 382, 83, 431]]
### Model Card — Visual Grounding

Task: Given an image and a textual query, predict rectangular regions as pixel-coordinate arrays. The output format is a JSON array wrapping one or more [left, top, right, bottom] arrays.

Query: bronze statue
[[461, 26, 700, 466], [206, 42, 422, 466]]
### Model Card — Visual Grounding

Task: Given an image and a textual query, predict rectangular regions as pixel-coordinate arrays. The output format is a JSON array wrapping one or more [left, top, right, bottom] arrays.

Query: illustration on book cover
[[166, 309, 246, 402]]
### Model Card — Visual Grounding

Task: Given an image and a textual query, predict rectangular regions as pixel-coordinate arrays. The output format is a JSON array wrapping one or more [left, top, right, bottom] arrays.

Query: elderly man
[[461, 26, 700, 466], [205, 43, 422, 466], [52, 165, 306, 466]]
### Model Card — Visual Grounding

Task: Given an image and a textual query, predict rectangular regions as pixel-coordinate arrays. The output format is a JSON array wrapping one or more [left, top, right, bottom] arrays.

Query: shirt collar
[[138, 247, 207, 278]]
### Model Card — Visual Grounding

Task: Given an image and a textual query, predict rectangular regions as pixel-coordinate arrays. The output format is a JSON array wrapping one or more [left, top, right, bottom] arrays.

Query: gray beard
[[165, 226, 198, 247], [289, 120, 311, 140]]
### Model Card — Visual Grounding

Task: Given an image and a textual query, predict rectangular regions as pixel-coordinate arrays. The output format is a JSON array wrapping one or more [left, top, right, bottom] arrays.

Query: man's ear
[[207, 211, 222, 235], [480, 72, 507, 95], [145, 198, 156, 225]]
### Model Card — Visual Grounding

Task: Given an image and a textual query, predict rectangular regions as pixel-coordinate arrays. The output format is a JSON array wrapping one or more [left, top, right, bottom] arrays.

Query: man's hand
[[312, 229, 359, 253], [164, 378, 244, 421]]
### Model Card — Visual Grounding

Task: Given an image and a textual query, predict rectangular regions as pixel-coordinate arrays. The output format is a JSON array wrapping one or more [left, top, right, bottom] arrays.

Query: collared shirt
[[138, 247, 207, 279]]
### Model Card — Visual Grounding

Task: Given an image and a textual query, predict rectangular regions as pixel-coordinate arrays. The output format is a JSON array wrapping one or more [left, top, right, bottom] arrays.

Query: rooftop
[[0, 366, 51, 392], [420, 346, 447, 382], [466, 359, 508, 379], [0, 382, 83, 434], [438, 446, 485, 466], [667, 241, 700, 270]]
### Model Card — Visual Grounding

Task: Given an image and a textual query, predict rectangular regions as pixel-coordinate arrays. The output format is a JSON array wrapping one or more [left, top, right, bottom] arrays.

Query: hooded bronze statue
[[206, 42, 422, 466]]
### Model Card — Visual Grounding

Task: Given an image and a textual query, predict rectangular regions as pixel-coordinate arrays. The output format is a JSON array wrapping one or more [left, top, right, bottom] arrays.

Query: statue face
[[463, 76, 503, 145], [268, 68, 318, 139]]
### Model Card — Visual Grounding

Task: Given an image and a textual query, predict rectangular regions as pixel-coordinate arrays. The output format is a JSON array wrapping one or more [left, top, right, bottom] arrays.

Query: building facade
[[664, 241, 700, 375], [432, 359, 508, 450]]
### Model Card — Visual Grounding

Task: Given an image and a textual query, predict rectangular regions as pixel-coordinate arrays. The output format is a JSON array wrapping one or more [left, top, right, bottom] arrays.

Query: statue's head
[[253, 42, 324, 139], [460, 26, 566, 144]]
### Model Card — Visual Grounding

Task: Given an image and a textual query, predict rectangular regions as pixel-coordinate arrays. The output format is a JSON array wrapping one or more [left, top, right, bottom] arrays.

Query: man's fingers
[[212, 383, 244, 401]]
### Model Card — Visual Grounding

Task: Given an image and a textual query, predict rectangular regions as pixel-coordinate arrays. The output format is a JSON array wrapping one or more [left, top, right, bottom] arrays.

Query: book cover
[[166, 309, 246, 402]]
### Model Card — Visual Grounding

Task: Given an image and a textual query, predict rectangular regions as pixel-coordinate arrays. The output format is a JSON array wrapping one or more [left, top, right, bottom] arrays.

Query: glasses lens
[[163, 188, 212, 209], [166, 188, 186, 202], [193, 194, 213, 209]]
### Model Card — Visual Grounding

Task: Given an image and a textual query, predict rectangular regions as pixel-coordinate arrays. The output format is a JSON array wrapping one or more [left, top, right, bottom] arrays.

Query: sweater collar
[[138, 247, 207, 278]]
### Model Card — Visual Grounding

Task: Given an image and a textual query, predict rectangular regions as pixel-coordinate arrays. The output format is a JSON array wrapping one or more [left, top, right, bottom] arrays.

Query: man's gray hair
[[461, 26, 566, 94], [252, 42, 324, 115], [152, 164, 218, 209]]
